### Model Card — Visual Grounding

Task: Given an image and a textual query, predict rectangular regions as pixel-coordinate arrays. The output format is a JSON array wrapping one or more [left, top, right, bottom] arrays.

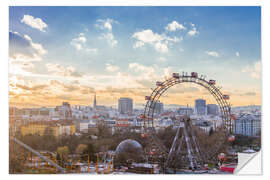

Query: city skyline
[[9, 6, 261, 108]]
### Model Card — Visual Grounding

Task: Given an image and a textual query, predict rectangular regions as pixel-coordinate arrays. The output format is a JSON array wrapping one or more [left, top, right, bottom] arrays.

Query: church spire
[[93, 92, 97, 109]]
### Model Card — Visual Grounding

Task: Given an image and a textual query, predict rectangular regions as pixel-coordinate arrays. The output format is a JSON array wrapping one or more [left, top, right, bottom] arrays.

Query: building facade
[[195, 99, 207, 115], [233, 114, 261, 137], [177, 107, 194, 115], [20, 122, 76, 137], [154, 101, 164, 114], [207, 104, 219, 115], [118, 98, 133, 114], [55, 102, 72, 120]]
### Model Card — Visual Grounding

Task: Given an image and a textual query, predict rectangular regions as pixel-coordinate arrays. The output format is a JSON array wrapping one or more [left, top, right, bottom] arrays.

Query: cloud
[[50, 80, 95, 93], [100, 33, 118, 47], [234, 90, 257, 97], [95, 18, 118, 31], [244, 92, 256, 96], [9, 32, 47, 75], [24, 35, 47, 55], [9, 61, 35, 75], [16, 84, 48, 91], [129, 63, 155, 74], [132, 29, 164, 44], [70, 33, 98, 52], [166, 86, 200, 94], [105, 63, 119, 72], [9, 32, 47, 62], [242, 61, 261, 79], [10, 77, 96, 106], [132, 29, 181, 53], [127, 62, 162, 89], [133, 41, 145, 48], [157, 57, 167, 62], [154, 42, 169, 53], [86, 48, 98, 53], [236, 52, 240, 57], [205, 51, 220, 58], [96, 19, 118, 47], [165, 21, 186, 32], [21, 15, 48, 32], [163, 67, 174, 77], [179, 48, 184, 52], [70, 33, 87, 50], [46, 63, 83, 78], [187, 23, 199, 36]]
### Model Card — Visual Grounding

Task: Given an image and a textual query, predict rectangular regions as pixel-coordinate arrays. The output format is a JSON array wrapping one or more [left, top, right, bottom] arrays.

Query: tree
[[76, 144, 87, 155], [82, 143, 96, 161], [9, 156, 24, 174], [41, 134, 57, 151], [59, 135, 80, 154], [57, 146, 69, 166], [97, 122, 111, 138], [56, 152, 61, 165], [209, 127, 214, 136], [157, 126, 176, 149]]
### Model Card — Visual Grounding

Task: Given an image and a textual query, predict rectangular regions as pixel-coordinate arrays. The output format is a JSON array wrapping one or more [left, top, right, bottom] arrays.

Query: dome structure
[[115, 139, 143, 155]]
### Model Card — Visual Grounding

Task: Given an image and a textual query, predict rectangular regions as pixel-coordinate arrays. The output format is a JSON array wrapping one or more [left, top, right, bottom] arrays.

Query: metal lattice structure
[[165, 115, 204, 170], [142, 72, 232, 169]]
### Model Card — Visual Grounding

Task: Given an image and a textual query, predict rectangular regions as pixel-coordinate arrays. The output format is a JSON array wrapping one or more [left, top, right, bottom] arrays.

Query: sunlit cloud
[[9, 31, 47, 62], [95, 18, 119, 31], [9, 31, 47, 76], [165, 20, 186, 32], [157, 57, 167, 62], [70, 33, 86, 51], [21, 15, 48, 32], [105, 63, 119, 72], [100, 33, 118, 47], [96, 18, 118, 47], [187, 23, 199, 36], [205, 51, 220, 58], [242, 61, 261, 79], [132, 29, 181, 53], [46, 63, 83, 78]]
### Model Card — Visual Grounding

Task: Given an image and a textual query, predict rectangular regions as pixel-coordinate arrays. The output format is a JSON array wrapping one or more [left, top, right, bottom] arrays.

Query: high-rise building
[[147, 101, 163, 115], [118, 98, 133, 114], [207, 104, 219, 115], [154, 101, 164, 114], [195, 99, 206, 115]]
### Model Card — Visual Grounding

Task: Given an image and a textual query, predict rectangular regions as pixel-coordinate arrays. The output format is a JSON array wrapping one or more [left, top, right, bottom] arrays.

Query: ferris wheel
[[142, 72, 234, 170]]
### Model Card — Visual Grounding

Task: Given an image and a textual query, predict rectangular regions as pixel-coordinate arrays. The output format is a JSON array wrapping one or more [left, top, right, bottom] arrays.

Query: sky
[[9, 6, 261, 108]]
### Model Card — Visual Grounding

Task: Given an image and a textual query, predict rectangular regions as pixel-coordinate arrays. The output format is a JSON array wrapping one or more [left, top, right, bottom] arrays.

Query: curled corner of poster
[[234, 150, 262, 175]]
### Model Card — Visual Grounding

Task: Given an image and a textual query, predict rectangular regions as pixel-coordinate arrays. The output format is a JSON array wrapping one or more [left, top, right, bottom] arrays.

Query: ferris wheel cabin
[[223, 95, 230, 100], [228, 135, 235, 142], [172, 73, 180, 79], [209, 79, 216, 85], [191, 72, 198, 78], [156, 81, 163, 86]]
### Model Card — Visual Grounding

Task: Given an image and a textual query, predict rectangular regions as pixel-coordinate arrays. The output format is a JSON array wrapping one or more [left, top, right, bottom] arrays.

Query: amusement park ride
[[141, 72, 235, 172]]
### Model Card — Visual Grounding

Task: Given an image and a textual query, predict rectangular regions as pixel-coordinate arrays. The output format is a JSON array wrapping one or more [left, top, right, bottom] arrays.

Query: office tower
[[118, 98, 133, 114]]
